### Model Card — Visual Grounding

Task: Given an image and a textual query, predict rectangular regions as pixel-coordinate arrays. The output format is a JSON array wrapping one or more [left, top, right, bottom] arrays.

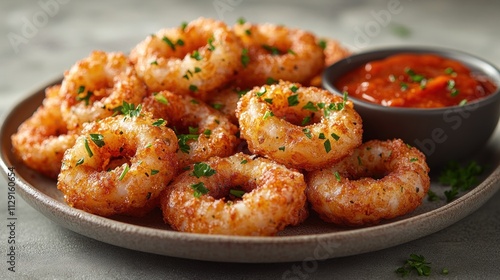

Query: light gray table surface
[[1, 0, 499, 279]]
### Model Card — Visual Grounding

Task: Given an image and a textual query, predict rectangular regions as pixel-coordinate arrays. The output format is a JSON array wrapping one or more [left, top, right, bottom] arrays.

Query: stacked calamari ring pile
[[11, 17, 430, 235]]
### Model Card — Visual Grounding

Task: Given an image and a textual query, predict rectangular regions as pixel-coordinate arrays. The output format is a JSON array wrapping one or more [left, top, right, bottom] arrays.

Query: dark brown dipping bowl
[[322, 47, 500, 169]]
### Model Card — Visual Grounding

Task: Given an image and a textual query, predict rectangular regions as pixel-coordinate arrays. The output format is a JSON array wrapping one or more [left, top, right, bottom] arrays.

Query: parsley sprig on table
[[396, 254, 432, 277], [438, 160, 484, 202], [395, 254, 450, 277]]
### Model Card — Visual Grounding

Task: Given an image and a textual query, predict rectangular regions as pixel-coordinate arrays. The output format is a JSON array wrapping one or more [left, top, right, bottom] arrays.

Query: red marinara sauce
[[335, 53, 497, 108]]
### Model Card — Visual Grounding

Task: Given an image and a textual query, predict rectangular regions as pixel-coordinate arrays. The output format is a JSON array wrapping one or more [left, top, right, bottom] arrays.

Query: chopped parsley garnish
[[229, 189, 245, 198], [458, 99, 467, 106], [256, 86, 267, 97], [207, 37, 216, 51], [278, 146, 285, 151], [203, 129, 212, 137], [119, 101, 142, 117], [75, 158, 84, 166], [77, 85, 85, 94], [177, 134, 199, 153], [84, 138, 94, 158], [241, 48, 250, 67], [237, 17, 246, 24], [447, 79, 459, 97], [264, 98, 273, 104], [301, 116, 311, 126], [190, 50, 202, 61], [89, 134, 105, 147], [290, 85, 299, 93], [180, 21, 188, 31], [302, 128, 312, 139], [188, 126, 198, 134], [324, 139, 331, 153], [151, 169, 159, 175], [76, 85, 93, 105], [323, 92, 348, 116], [191, 162, 216, 178], [263, 110, 274, 120], [439, 160, 484, 202], [447, 79, 456, 89], [189, 84, 199, 92], [288, 94, 299, 106], [318, 39, 327, 50], [152, 118, 166, 126], [331, 132, 340, 141], [405, 68, 425, 83], [118, 163, 130, 181], [266, 77, 277, 85], [211, 103, 223, 110], [191, 182, 209, 198], [427, 190, 440, 202], [262, 44, 281, 55], [154, 93, 169, 104], [391, 24, 411, 38], [150, 60, 158, 65], [183, 67, 201, 80], [334, 171, 341, 182], [162, 36, 177, 50], [395, 254, 431, 277], [444, 67, 456, 75], [400, 82, 409, 91], [302, 101, 318, 112], [236, 89, 249, 98]]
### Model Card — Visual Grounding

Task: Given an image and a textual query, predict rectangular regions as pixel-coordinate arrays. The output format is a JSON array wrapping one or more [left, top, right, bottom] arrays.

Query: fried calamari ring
[[232, 21, 325, 88], [57, 113, 179, 217], [306, 139, 430, 226], [322, 37, 352, 67], [142, 90, 240, 169], [130, 17, 243, 100], [11, 85, 78, 179], [205, 85, 249, 124], [160, 153, 308, 236], [236, 81, 363, 170], [59, 50, 147, 131], [308, 38, 351, 87]]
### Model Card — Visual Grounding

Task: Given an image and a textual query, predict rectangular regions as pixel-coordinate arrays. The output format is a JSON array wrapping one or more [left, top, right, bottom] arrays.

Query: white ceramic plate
[[1, 80, 499, 263]]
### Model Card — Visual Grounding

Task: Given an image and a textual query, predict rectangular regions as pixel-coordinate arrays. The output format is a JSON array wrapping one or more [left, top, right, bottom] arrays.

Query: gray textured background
[[1, 0, 499, 279]]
